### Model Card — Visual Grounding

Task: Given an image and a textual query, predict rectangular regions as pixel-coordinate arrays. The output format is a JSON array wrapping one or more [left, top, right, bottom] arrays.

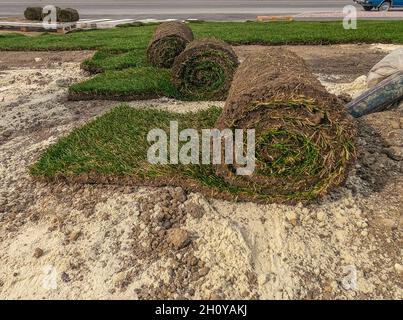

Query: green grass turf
[[0, 21, 402, 51], [2, 21, 402, 101], [69, 67, 180, 99], [30, 105, 221, 177], [81, 49, 148, 73], [31, 105, 251, 197], [29, 105, 287, 202]]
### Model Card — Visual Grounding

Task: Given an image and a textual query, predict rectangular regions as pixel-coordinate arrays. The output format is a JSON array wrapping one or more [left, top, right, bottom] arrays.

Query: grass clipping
[[215, 49, 357, 201], [171, 39, 239, 101], [147, 21, 194, 68]]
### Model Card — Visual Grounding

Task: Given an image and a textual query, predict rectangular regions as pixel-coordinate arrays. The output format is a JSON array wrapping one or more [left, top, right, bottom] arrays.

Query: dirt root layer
[[215, 49, 357, 202], [67, 91, 161, 102], [147, 22, 194, 69], [171, 39, 239, 101]]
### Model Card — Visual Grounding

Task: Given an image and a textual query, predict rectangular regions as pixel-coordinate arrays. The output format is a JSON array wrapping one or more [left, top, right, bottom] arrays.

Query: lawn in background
[[2, 21, 402, 101]]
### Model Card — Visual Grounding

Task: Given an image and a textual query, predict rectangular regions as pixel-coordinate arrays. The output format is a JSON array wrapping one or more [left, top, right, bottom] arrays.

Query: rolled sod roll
[[171, 39, 239, 100], [24, 7, 43, 21], [58, 8, 80, 22], [215, 49, 357, 203], [147, 21, 194, 68]]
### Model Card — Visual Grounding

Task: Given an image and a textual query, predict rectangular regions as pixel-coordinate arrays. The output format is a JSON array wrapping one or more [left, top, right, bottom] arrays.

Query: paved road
[[0, 0, 373, 20]]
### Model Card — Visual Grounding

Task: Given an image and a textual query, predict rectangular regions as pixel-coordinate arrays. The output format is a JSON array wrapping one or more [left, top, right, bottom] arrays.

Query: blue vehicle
[[354, 0, 403, 11]]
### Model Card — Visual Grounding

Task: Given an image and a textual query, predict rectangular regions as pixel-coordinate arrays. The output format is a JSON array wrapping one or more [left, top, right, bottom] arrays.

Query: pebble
[[33, 247, 44, 259], [56, 78, 72, 88], [285, 211, 298, 226], [112, 271, 126, 286], [198, 267, 210, 277], [170, 187, 187, 203], [69, 230, 81, 242], [385, 146, 403, 161], [61, 272, 71, 283], [316, 211, 326, 222], [187, 203, 205, 219], [390, 120, 400, 130], [394, 263, 403, 274], [167, 228, 191, 249]]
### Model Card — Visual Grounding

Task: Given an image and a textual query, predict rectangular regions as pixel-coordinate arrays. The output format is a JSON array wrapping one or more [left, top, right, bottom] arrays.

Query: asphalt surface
[[0, 0, 374, 20]]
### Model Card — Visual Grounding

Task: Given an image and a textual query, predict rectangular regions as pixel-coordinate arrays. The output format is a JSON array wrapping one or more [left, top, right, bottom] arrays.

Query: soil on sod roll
[[215, 49, 357, 202], [171, 39, 239, 101], [147, 21, 194, 68], [24, 7, 43, 21]]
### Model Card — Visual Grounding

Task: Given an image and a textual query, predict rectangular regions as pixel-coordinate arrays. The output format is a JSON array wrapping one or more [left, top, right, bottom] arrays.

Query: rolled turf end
[[58, 8, 80, 22], [215, 49, 357, 203], [147, 21, 194, 69], [24, 7, 43, 21], [171, 39, 239, 101]]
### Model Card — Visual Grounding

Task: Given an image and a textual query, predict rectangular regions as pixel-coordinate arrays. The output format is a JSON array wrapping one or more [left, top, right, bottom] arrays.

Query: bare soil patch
[[0, 51, 94, 70]]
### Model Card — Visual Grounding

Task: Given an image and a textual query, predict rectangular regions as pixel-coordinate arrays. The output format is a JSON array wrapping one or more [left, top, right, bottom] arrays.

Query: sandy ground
[[0, 44, 402, 300]]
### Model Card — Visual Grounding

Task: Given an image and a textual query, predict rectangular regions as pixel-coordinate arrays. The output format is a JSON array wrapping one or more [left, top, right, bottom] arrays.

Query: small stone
[[162, 220, 173, 229], [285, 211, 298, 226], [167, 228, 191, 249], [33, 248, 44, 259], [112, 272, 126, 286], [316, 211, 326, 222], [61, 272, 71, 283], [171, 187, 187, 203], [187, 203, 204, 219], [198, 267, 210, 277], [210, 293, 223, 300], [390, 120, 400, 129], [385, 146, 403, 161], [56, 78, 72, 88], [34, 57, 42, 62], [394, 263, 403, 274], [69, 230, 81, 242]]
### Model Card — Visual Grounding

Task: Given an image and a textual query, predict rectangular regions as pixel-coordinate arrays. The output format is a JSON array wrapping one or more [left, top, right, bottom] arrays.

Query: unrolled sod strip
[[171, 39, 239, 101], [147, 21, 194, 68], [215, 49, 357, 203]]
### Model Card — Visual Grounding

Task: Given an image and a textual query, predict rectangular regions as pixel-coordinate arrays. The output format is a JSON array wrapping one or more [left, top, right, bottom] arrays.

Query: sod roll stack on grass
[[147, 21, 194, 68], [24, 7, 43, 21], [24, 6, 79, 22], [215, 49, 357, 203], [171, 39, 239, 100], [58, 8, 80, 22]]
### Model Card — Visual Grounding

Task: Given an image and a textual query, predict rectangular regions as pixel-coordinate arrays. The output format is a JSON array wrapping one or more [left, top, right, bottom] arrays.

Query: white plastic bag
[[367, 48, 403, 88]]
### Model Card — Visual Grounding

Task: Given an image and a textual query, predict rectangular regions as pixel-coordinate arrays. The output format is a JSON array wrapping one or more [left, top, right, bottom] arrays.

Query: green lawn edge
[[2, 21, 402, 102]]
